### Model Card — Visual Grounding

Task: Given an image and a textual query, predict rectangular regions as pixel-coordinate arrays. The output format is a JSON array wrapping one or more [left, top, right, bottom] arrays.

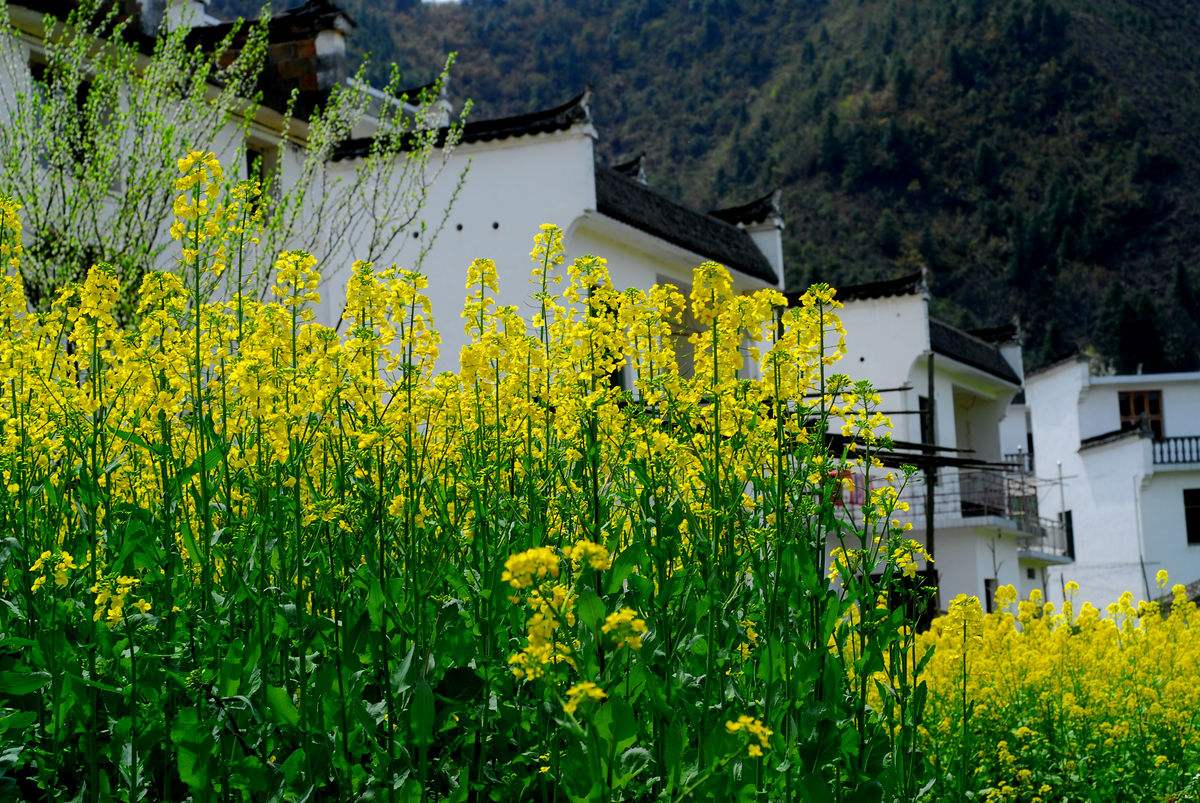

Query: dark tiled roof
[[785, 271, 923, 306], [1079, 421, 1148, 451], [930, 319, 1021, 385], [968, 323, 1020, 344], [332, 90, 592, 160], [1023, 352, 1088, 380], [1158, 578, 1200, 609], [15, 0, 353, 119], [593, 166, 778, 285], [708, 189, 781, 227]]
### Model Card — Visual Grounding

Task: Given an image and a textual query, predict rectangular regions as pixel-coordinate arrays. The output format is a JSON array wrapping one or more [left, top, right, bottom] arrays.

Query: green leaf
[[178, 516, 204, 565], [0, 710, 36, 734], [278, 748, 306, 784], [595, 698, 638, 755], [218, 641, 244, 697], [577, 589, 606, 631], [171, 708, 213, 790], [664, 721, 686, 791], [265, 685, 300, 727], [606, 543, 645, 594], [0, 671, 50, 695], [410, 680, 434, 746]]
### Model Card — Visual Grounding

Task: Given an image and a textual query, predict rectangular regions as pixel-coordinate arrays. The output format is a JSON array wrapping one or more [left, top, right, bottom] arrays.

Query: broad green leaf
[[0, 671, 50, 695], [265, 685, 300, 727], [410, 680, 434, 746]]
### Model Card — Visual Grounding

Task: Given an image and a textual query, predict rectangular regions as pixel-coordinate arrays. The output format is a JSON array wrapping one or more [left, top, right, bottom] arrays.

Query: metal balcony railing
[[1152, 436, 1200, 465], [895, 469, 1072, 559]]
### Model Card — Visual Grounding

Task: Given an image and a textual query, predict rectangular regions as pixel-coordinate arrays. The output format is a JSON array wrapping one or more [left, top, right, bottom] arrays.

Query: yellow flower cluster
[[28, 549, 76, 592], [920, 581, 1200, 798], [91, 575, 149, 627], [502, 547, 561, 590], [725, 714, 772, 757], [567, 539, 611, 572], [563, 681, 606, 716], [601, 608, 647, 650], [0, 152, 930, 798]]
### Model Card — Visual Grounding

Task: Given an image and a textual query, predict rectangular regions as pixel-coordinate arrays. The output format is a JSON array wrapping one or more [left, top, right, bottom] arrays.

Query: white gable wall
[[836, 293, 929, 444]]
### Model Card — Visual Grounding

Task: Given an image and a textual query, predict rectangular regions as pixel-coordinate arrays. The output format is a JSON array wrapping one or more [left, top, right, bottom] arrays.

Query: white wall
[[1017, 562, 1044, 600], [1080, 373, 1200, 440], [932, 526, 1021, 610], [746, 224, 784, 289], [1051, 435, 1150, 605], [317, 129, 599, 371], [998, 402, 1031, 460], [1139, 469, 1200, 592]]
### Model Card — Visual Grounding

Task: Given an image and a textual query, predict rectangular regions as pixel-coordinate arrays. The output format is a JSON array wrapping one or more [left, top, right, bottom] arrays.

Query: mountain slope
[[217, 0, 1200, 369]]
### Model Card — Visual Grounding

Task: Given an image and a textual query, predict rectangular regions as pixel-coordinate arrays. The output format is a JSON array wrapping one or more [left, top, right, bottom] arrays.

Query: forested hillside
[[218, 0, 1200, 369]]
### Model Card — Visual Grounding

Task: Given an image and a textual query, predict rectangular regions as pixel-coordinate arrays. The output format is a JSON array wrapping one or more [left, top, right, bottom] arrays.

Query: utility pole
[[924, 352, 936, 559]]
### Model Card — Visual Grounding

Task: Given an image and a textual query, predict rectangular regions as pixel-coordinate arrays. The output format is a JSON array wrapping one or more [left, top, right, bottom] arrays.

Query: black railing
[[1153, 436, 1200, 465], [897, 469, 1071, 559]]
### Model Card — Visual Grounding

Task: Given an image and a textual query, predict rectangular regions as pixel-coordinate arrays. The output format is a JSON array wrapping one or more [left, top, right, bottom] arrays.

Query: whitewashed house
[[1026, 358, 1200, 605], [816, 273, 1073, 611], [328, 101, 784, 370]]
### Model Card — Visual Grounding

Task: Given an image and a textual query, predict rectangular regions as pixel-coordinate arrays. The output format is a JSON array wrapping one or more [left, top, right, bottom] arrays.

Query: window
[[1185, 489, 1200, 545], [984, 578, 998, 614], [245, 139, 280, 195], [1060, 509, 1075, 559], [1119, 390, 1163, 440], [918, 395, 933, 444], [1026, 567, 1036, 580]]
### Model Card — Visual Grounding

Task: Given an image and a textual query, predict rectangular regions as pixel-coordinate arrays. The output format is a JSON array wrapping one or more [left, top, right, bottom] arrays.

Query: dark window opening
[[918, 395, 933, 444], [245, 139, 280, 195], [1026, 567, 1036, 580], [1060, 509, 1075, 559], [1185, 489, 1200, 545], [984, 578, 998, 613], [1119, 390, 1164, 440]]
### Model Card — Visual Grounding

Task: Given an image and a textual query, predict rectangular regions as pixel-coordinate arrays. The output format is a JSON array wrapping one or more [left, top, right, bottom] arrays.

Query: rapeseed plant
[[5, 150, 1186, 801]]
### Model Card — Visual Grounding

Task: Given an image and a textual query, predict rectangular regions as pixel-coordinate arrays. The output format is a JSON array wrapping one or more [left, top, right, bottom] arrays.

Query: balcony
[[1152, 436, 1200, 466], [897, 469, 1073, 561]]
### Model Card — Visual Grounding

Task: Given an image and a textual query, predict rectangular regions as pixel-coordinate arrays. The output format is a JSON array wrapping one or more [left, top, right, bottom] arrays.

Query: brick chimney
[[264, 0, 354, 95]]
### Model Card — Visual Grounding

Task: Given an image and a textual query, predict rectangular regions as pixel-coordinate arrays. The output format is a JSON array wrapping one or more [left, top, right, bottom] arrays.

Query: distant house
[[812, 273, 1073, 611], [1026, 358, 1200, 604]]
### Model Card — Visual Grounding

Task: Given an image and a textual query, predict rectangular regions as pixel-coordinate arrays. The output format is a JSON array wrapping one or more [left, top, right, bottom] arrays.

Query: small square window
[[1185, 489, 1200, 545], [1119, 390, 1164, 440], [1026, 567, 1035, 580]]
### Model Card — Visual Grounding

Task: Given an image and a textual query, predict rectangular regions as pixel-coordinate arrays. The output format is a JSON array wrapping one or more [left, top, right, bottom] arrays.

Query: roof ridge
[[929, 318, 1021, 385], [597, 165, 753, 239], [708, 189, 781, 226], [332, 89, 591, 161]]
